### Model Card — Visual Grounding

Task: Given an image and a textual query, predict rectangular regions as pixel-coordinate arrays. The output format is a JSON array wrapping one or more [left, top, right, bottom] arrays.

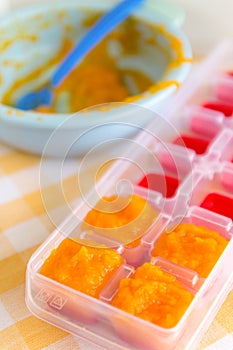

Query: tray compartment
[[189, 163, 233, 220]]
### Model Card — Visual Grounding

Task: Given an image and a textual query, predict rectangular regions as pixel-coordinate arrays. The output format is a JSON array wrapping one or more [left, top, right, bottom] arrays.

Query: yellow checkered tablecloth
[[0, 143, 232, 350]]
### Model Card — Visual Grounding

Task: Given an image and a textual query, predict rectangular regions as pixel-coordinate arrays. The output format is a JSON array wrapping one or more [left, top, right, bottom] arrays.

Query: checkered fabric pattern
[[0, 142, 232, 350]]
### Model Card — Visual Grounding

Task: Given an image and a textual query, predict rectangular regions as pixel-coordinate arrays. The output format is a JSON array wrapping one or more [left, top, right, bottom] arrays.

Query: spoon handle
[[51, 0, 144, 87]]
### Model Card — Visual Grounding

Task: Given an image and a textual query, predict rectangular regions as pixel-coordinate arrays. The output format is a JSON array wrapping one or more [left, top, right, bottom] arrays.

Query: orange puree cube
[[111, 263, 193, 328], [152, 223, 228, 278], [84, 195, 150, 227], [40, 238, 123, 298], [83, 195, 157, 245]]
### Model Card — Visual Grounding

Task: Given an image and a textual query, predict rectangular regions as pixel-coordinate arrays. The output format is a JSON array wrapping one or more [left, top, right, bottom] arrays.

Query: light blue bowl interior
[[0, 0, 192, 129]]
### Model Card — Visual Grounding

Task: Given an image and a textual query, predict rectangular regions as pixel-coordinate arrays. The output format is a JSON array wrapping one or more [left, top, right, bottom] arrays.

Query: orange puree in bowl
[[36, 63, 131, 114], [111, 263, 193, 328], [40, 238, 123, 298], [2, 16, 190, 113], [83, 194, 158, 245], [152, 223, 228, 278]]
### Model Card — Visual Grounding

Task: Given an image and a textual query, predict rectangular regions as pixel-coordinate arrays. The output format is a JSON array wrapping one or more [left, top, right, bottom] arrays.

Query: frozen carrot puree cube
[[84, 194, 153, 227], [111, 263, 193, 328], [83, 194, 158, 245], [152, 223, 228, 278], [40, 238, 123, 298]]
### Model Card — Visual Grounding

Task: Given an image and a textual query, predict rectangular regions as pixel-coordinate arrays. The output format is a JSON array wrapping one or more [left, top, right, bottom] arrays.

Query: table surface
[[0, 1, 233, 349]]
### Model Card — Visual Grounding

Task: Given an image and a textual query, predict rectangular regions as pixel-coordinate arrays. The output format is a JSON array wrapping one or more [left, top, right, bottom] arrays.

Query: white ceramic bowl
[[0, 0, 192, 156]]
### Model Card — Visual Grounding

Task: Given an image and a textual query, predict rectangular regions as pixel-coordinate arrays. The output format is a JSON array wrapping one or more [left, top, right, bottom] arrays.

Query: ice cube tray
[[26, 39, 233, 350]]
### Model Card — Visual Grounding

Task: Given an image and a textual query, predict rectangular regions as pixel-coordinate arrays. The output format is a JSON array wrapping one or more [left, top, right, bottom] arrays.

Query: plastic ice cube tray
[[26, 40, 233, 350]]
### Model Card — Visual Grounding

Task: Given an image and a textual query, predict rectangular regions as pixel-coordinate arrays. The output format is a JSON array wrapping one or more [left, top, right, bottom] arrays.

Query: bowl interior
[[0, 0, 192, 117]]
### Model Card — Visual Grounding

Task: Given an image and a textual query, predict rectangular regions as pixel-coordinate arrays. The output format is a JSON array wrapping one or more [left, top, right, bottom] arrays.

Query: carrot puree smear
[[152, 223, 228, 278], [2, 16, 189, 113], [40, 238, 123, 298], [53, 63, 129, 112], [111, 263, 193, 328], [2, 39, 73, 108]]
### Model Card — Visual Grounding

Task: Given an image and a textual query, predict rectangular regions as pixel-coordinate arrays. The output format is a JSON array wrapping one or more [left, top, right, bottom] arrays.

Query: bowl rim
[[0, 0, 192, 130]]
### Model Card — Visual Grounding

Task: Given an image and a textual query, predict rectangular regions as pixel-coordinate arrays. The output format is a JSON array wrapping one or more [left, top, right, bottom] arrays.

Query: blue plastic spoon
[[16, 0, 144, 111]]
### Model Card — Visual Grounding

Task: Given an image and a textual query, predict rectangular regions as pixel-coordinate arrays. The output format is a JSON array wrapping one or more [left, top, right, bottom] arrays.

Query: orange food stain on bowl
[[35, 105, 53, 114], [7, 109, 13, 115], [0, 34, 38, 52], [1, 39, 73, 107]]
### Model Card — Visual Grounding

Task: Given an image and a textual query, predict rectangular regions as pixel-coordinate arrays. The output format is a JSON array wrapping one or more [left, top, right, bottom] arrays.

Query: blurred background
[[0, 0, 233, 58]]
